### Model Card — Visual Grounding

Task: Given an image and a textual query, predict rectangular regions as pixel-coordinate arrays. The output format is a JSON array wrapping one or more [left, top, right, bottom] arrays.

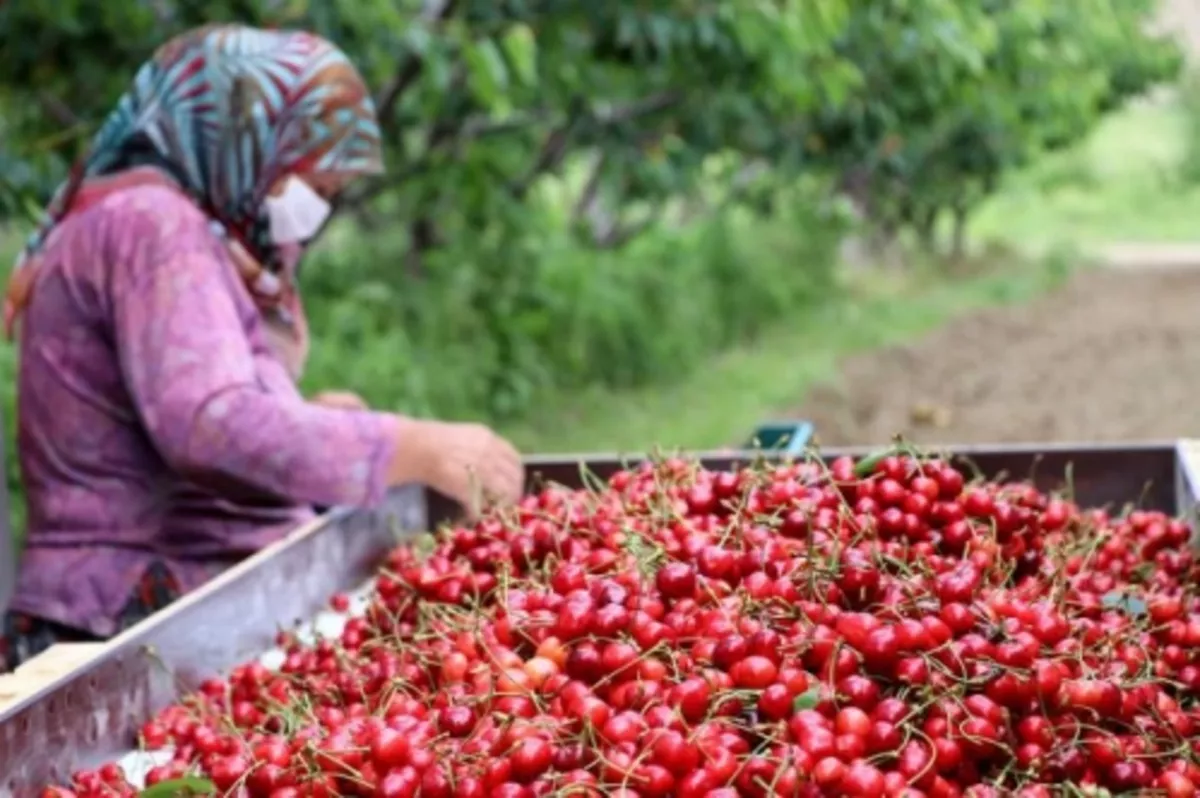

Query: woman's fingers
[[420, 422, 525, 515], [488, 437, 525, 501], [472, 455, 523, 509], [486, 464, 523, 505]]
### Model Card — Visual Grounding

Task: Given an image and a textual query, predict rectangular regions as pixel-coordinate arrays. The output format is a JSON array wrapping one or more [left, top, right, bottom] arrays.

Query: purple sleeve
[[106, 188, 401, 508]]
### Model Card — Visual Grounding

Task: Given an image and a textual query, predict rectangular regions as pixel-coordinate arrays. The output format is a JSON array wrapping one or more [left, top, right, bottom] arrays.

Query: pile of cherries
[[46, 453, 1200, 797]]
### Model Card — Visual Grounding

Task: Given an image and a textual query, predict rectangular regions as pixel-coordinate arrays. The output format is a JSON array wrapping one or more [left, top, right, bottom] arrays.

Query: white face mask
[[263, 176, 332, 245]]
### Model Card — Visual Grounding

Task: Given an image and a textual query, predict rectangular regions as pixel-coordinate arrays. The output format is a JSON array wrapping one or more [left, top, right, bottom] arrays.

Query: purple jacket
[[9, 184, 400, 637]]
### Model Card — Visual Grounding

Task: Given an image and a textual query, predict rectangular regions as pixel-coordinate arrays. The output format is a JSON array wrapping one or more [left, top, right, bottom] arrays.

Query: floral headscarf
[[5, 24, 384, 334]]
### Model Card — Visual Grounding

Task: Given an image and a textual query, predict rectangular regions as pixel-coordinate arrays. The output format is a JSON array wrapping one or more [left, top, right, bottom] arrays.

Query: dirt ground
[[794, 268, 1200, 446]]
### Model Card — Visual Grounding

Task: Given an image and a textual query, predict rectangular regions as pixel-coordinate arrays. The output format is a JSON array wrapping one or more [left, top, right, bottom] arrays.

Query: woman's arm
[[106, 187, 404, 508], [256, 277, 366, 409]]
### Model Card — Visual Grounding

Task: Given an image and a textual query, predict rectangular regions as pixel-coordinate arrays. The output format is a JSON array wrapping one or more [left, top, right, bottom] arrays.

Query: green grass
[[973, 91, 1200, 252], [502, 254, 1072, 454]]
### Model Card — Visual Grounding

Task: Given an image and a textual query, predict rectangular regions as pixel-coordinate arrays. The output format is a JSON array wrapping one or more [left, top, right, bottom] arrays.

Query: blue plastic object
[[744, 420, 815, 457]]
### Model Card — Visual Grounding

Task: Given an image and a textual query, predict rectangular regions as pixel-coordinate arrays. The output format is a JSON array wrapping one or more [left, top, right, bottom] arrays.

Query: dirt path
[[794, 268, 1200, 446]]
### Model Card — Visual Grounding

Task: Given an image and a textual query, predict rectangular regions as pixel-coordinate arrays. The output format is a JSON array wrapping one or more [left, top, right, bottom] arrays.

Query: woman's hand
[[389, 418, 524, 517], [311, 391, 368, 411]]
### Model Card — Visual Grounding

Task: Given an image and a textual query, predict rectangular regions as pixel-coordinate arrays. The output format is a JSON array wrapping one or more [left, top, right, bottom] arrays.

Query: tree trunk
[[950, 204, 969, 262], [915, 206, 938, 254], [404, 217, 439, 279]]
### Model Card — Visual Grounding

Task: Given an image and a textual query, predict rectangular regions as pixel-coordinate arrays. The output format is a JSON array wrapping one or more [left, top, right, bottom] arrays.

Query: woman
[[0, 24, 524, 670]]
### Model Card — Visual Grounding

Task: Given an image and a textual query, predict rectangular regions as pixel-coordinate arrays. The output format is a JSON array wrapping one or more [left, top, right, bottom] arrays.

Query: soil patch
[[794, 269, 1200, 445]]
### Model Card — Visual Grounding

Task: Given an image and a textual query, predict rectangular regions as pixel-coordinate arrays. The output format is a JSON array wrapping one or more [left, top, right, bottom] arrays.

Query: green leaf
[[500, 24, 538, 86], [853, 447, 901, 477], [463, 38, 511, 112], [616, 12, 640, 47], [793, 687, 822, 712], [646, 15, 673, 54], [138, 778, 216, 798]]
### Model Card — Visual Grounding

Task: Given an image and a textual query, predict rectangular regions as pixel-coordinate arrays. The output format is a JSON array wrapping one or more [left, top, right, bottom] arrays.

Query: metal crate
[[0, 441, 1197, 794]]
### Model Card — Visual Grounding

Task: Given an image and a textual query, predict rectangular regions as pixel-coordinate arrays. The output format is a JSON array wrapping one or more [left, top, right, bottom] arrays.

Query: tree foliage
[[0, 0, 1182, 257]]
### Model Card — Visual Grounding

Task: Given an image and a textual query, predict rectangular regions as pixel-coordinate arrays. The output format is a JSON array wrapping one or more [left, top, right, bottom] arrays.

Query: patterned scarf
[[4, 23, 384, 335]]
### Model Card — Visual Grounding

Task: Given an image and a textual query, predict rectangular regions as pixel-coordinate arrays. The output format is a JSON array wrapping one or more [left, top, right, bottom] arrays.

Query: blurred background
[[0, 0, 1198, 531]]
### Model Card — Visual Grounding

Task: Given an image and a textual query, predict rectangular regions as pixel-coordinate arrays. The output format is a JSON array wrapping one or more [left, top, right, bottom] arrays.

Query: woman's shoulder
[[91, 182, 212, 243], [53, 182, 229, 280], [33, 181, 216, 281]]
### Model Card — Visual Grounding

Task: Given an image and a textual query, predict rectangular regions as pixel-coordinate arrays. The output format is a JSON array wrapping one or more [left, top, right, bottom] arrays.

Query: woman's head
[[98, 24, 382, 262], [6, 24, 383, 331]]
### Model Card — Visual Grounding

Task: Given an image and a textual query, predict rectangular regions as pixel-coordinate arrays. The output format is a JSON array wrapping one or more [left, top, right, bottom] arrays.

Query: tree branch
[[509, 110, 582, 200], [374, 0, 461, 122], [594, 91, 681, 124], [38, 92, 79, 128], [595, 203, 667, 249], [348, 90, 682, 209], [571, 152, 609, 227]]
